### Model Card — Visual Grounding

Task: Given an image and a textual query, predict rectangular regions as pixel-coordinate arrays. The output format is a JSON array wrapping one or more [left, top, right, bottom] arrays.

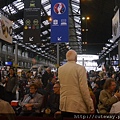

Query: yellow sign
[[55, 64, 59, 68], [13, 64, 19, 67]]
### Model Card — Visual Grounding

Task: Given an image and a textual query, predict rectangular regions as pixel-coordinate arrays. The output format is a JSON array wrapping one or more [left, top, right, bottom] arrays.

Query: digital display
[[5, 62, 13, 66]]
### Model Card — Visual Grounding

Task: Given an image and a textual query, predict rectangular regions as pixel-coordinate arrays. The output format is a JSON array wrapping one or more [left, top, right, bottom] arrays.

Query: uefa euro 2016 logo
[[54, 3, 66, 14]]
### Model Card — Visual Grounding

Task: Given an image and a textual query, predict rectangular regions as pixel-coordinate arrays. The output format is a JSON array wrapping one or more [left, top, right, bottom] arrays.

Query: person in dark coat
[[0, 85, 4, 100], [45, 81, 60, 117], [4, 67, 18, 103], [45, 77, 56, 95], [42, 67, 53, 88], [93, 80, 102, 110]]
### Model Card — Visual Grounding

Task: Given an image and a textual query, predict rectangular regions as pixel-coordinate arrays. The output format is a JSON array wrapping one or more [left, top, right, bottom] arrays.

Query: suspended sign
[[23, 0, 41, 43], [51, 0, 69, 43], [112, 9, 120, 42], [0, 13, 13, 43]]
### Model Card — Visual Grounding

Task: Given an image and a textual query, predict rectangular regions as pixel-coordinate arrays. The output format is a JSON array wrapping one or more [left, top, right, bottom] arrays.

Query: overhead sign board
[[51, 0, 69, 43], [112, 9, 120, 42], [23, 0, 41, 43], [0, 13, 13, 43]]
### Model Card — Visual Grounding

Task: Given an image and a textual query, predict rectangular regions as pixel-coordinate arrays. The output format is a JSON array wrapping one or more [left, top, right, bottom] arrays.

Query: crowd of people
[[0, 65, 61, 119], [0, 49, 120, 120]]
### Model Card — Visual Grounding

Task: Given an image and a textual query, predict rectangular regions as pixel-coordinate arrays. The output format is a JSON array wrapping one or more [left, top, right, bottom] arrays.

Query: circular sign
[[25, 19, 31, 26], [54, 3, 66, 14], [33, 19, 39, 25]]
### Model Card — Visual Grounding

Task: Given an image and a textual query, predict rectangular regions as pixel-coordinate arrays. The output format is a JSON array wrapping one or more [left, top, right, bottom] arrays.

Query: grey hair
[[66, 49, 77, 61]]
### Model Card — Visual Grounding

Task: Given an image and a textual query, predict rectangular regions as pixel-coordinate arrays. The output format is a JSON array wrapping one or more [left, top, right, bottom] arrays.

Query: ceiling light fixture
[[108, 39, 114, 43], [105, 43, 111, 47]]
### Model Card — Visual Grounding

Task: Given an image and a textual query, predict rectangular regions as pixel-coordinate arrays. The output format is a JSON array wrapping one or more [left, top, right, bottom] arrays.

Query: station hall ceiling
[[0, 0, 82, 63], [81, 0, 120, 55], [0, 0, 120, 63]]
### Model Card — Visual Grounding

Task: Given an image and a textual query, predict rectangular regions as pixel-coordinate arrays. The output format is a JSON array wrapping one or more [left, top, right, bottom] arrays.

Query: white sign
[[0, 13, 13, 43], [77, 54, 99, 60], [112, 9, 120, 42]]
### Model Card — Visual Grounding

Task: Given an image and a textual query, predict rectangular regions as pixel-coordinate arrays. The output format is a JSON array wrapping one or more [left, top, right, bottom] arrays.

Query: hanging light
[[108, 39, 114, 43], [105, 43, 111, 47]]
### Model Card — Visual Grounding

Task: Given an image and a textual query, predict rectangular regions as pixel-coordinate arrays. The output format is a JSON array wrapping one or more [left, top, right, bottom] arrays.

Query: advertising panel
[[0, 13, 12, 43], [51, 0, 69, 43], [112, 9, 120, 42]]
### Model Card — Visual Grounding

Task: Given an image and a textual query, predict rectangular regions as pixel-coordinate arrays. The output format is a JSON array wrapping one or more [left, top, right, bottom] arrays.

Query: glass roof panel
[[72, 5, 79, 11], [13, 1, 24, 10], [44, 5, 51, 16], [75, 0, 80, 2], [41, 0, 51, 15], [17, 19, 23, 25], [0, 0, 82, 60], [43, 20, 49, 26], [42, 30, 48, 35], [13, 23, 19, 29], [2, 6, 9, 14], [41, 0, 49, 4], [8, 5, 17, 14]]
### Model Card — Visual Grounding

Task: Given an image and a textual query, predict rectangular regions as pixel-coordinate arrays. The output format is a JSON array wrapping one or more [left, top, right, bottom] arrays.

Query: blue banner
[[51, 0, 69, 43]]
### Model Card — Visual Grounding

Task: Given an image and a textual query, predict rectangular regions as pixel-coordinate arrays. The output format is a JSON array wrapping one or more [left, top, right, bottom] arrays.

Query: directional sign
[[29, 37, 34, 41], [23, 0, 41, 43], [51, 0, 69, 43], [57, 36, 62, 41]]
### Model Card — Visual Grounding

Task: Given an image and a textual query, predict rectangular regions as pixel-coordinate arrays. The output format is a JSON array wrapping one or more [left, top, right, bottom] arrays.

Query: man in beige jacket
[[58, 50, 94, 117], [0, 99, 15, 120]]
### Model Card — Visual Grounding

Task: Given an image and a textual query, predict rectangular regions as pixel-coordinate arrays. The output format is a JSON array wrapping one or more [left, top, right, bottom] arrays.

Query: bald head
[[66, 50, 77, 62]]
